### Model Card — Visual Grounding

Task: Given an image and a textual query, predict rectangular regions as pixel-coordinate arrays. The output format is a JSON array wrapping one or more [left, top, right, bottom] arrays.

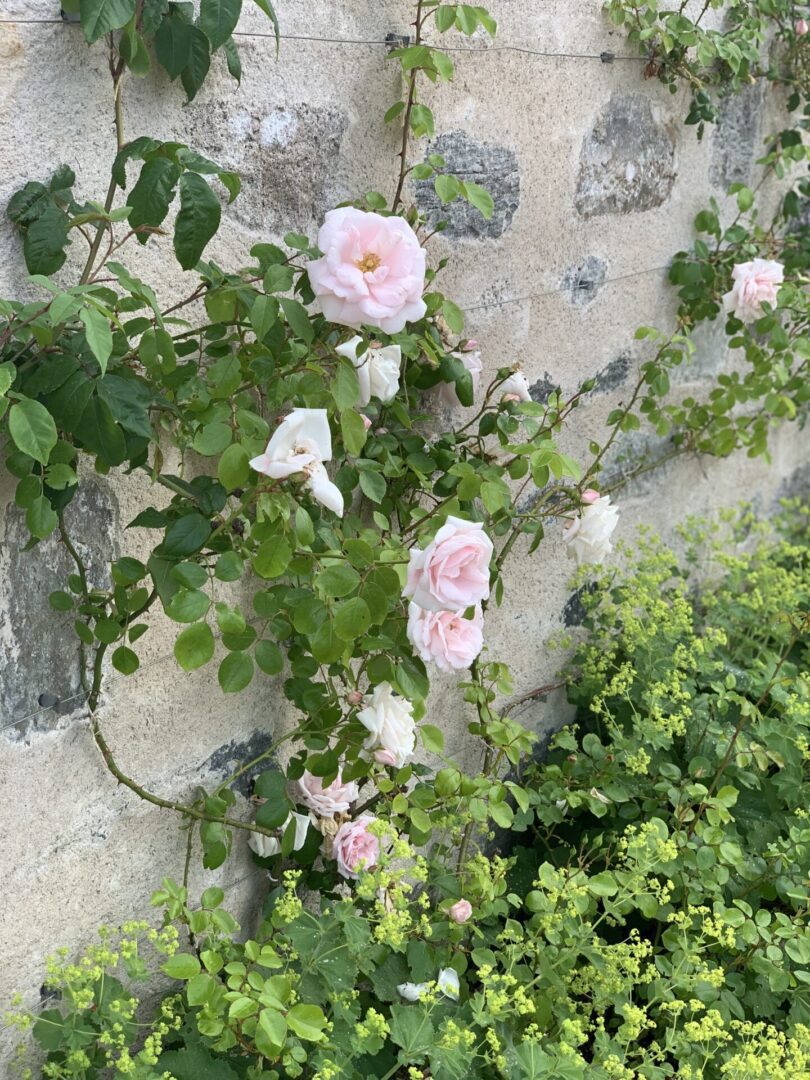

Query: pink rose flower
[[439, 349, 483, 408], [306, 208, 427, 334], [448, 899, 473, 924], [405, 516, 493, 613], [722, 259, 784, 323], [407, 603, 484, 673], [333, 814, 381, 879], [796, 17, 808, 34], [297, 771, 359, 818]]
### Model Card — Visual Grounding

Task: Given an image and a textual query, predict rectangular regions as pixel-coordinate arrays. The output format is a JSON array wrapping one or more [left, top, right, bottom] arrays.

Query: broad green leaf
[[340, 408, 367, 456], [112, 646, 140, 674], [80, 307, 113, 375], [200, 0, 242, 49], [334, 597, 371, 641], [23, 205, 70, 276], [253, 537, 292, 579], [77, 397, 127, 466], [218, 443, 250, 490], [218, 652, 254, 692], [286, 1004, 327, 1042], [155, 12, 194, 78], [128, 158, 182, 239], [174, 622, 215, 671], [79, 0, 137, 43], [174, 173, 221, 271], [8, 399, 57, 464], [161, 513, 212, 557], [180, 27, 211, 102], [26, 495, 58, 539], [162, 953, 202, 980]]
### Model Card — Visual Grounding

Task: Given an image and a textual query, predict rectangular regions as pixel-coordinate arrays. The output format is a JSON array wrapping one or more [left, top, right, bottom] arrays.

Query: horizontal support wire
[[0, 18, 643, 61]]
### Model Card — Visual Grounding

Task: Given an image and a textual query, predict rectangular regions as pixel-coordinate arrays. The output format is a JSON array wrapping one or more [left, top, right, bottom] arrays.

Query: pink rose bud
[[374, 749, 398, 766], [503, 393, 521, 403], [448, 899, 472, 924], [360, 414, 372, 430], [797, 17, 808, 34], [462, 339, 478, 351], [581, 489, 601, 504], [346, 690, 364, 706]]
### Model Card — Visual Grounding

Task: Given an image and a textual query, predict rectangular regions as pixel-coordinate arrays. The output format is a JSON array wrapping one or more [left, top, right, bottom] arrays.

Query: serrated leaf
[[79, 0, 137, 43], [199, 0, 242, 49], [174, 173, 221, 271], [80, 307, 113, 375], [9, 399, 58, 464], [180, 26, 211, 102]]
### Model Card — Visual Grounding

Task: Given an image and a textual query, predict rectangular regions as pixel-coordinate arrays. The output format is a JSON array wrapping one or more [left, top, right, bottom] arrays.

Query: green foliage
[[8, 510, 809, 1078]]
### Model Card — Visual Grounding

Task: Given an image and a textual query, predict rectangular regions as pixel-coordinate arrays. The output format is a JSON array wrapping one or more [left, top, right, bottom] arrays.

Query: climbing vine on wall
[[0, 0, 809, 1076]]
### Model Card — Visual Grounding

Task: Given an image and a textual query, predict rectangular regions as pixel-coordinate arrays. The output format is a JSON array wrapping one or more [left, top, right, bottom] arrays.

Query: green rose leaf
[[9, 399, 57, 465]]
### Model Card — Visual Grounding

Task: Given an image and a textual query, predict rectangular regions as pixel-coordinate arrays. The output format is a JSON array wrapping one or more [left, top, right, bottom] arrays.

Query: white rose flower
[[499, 370, 532, 402], [562, 491, 619, 565], [397, 969, 459, 1002], [249, 408, 343, 516], [357, 682, 416, 768], [248, 811, 310, 859], [336, 335, 402, 406], [397, 981, 428, 1001], [722, 258, 784, 323]]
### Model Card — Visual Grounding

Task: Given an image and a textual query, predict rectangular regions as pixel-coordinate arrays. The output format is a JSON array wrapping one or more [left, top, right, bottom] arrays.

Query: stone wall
[[0, 0, 807, 1058]]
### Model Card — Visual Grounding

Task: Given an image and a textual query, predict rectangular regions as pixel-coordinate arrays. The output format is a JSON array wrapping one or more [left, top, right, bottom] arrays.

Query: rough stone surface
[[415, 131, 520, 239], [575, 93, 677, 217], [203, 729, 277, 797], [710, 83, 765, 191], [593, 352, 631, 393], [0, 481, 117, 736], [562, 255, 608, 308], [529, 372, 558, 404]]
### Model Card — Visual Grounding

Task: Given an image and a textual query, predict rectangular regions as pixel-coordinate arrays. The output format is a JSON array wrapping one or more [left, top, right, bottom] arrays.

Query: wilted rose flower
[[563, 494, 619, 565], [306, 208, 427, 333], [333, 814, 381, 878], [722, 259, 784, 323], [397, 968, 460, 1001], [407, 603, 484, 672], [448, 899, 473, 924], [357, 682, 416, 768], [249, 408, 343, 516], [336, 336, 402, 405], [405, 516, 493, 612], [438, 349, 483, 408], [499, 370, 532, 402], [249, 811, 310, 859], [297, 771, 359, 818]]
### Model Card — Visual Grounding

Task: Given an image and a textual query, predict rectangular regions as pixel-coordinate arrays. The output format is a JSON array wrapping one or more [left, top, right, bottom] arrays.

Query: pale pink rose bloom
[[405, 516, 493, 612], [407, 603, 484, 673], [722, 259, 784, 323], [357, 682, 416, 768], [249, 408, 343, 516], [797, 17, 809, 34], [448, 899, 473, 924], [333, 814, 381, 879], [306, 208, 427, 334], [563, 494, 619, 565], [462, 339, 478, 351], [361, 414, 372, 431], [346, 689, 364, 706], [438, 349, 483, 408], [499, 371, 532, 402], [581, 489, 601, 504], [297, 771, 359, 817]]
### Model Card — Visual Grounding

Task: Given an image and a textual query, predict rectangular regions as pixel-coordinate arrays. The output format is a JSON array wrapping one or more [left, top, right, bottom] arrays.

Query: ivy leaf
[[79, 0, 137, 43], [180, 27, 211, 102], [80, 307, 113, 376], [199, 0, 242, 50], [174, 173, 221, 271], [8, 399, 58, 464]]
